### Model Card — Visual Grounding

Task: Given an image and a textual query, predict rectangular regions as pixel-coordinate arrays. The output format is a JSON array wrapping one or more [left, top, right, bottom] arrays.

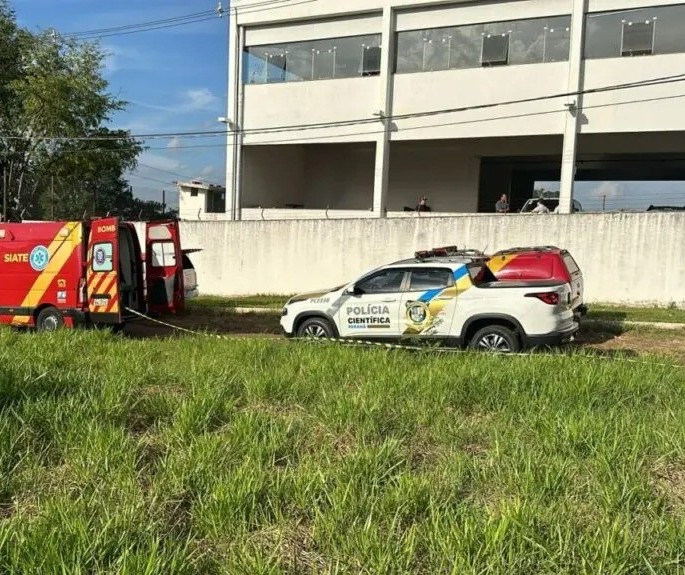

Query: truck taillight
[[78, 278, 86, 305], [525, 291, 560, 305]]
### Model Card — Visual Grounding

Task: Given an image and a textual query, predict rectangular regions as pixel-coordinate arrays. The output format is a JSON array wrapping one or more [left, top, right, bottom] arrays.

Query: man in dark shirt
[[495, 194, 509, 213]]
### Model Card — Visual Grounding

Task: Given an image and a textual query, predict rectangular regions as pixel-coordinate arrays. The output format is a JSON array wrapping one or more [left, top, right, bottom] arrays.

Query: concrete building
[[224, 0, 685, 219], [177, 180, 227, 221]]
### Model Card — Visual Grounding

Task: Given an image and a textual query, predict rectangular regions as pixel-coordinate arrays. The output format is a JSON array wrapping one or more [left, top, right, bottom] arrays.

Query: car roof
[[493, 245, 563, 256]]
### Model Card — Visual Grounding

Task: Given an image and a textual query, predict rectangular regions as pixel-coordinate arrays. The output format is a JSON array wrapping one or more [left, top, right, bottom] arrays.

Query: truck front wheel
[[469, 325, 520, 353], [35, 307, 64, 332]]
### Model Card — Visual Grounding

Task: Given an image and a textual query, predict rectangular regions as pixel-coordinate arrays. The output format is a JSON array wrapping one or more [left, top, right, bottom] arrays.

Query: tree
[[0, 0, 143, 221]]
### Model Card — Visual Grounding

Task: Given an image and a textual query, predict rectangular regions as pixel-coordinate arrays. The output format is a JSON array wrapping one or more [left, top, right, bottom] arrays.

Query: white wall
[[581, 54, 685, 134], [175, 213, 685, 306], [242, 78, 382, 145], [179, 189, 207, 221]]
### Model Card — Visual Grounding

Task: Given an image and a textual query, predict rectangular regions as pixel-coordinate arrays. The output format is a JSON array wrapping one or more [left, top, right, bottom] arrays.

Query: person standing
[[495, 194, 509, 213]]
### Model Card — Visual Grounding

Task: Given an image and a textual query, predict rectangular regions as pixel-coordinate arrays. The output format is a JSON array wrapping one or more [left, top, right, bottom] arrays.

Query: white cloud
[[184, 88, 220, 111], [200, 165, 217, 178], [590, 181, 623, 200], [130, 87, 221, 114], [101, 44, 146, 76]]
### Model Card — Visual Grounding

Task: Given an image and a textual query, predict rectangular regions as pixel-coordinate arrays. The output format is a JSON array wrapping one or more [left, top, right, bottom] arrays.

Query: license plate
[[93, 297, 109, 307]]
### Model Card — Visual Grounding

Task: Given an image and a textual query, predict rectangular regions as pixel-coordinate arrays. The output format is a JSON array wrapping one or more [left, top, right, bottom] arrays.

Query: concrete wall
[[173, 213, 685, 306]]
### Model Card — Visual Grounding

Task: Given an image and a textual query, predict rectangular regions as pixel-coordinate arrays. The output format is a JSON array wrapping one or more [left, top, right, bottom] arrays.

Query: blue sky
[[13, 0, 228, 208]]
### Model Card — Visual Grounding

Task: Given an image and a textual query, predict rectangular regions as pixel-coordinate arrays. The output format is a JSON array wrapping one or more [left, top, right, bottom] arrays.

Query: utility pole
[[162, 189, 166, 216], [602, 194, 606, 212]]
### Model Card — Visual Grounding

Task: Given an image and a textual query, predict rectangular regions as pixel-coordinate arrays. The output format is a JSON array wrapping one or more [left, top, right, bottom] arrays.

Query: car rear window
[[562, 253, 580, 275]]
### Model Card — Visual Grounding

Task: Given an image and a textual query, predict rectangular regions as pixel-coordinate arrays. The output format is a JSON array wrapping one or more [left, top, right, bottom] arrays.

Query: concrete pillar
[[225, 9, 243, 221], [558, 0, 587, 213], [372, 7, 395, 217]]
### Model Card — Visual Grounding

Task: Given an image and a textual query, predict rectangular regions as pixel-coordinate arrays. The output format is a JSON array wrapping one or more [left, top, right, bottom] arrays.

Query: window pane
[[284, 42, 311, 81], [92, 243, 113, 272], [396, 30, 424, 73], [543, 16, 571, 62], [622, 20, 654, 56], [654, 5, 685, 55], [408, 269, 454, 291], [357, 269, 405, 293], [151, 242, 177, 268], [243, 47, 269, 84], [450, 23, 484, 69], [311, 39, 335, 80]]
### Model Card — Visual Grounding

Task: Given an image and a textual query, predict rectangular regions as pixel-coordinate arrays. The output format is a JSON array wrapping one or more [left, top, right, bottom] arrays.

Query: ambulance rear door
[[86, 217, 122, 324], [145, 221, 185, 314]]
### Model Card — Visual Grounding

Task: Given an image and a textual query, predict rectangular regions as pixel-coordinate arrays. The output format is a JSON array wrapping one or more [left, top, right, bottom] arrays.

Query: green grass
[[190, 295, 290, 311], [2, 329, 685, 573], [588, 303, 685, 325]]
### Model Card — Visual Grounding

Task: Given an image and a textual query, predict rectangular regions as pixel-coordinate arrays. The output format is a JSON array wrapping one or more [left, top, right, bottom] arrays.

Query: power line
[[60, 10, 216, 38], [2, 71, 685, 143], [57, 0, 316, 40]]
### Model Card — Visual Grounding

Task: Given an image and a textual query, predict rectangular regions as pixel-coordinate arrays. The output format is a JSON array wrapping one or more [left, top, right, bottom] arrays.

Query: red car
[[487, 246, 587, 319]]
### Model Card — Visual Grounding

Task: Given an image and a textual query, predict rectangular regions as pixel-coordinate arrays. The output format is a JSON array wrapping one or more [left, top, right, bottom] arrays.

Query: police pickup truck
[[280, 253, 578, 352]]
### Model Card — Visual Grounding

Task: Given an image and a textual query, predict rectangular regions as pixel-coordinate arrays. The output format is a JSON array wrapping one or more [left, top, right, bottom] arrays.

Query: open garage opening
[[241, 143, 375, 217]]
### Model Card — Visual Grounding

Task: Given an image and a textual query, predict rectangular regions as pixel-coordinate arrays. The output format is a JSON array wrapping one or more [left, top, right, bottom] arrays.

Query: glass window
[[481, 31, 511, 66], [151, 242, 177, 268], [585, 5, 684, 60], [356, 269, 405, 294], [450, 23, 485, 69], [408, 268, 454, 291], [244, 34, 382, 84], [92, 242, 113, 272], [395, 15, 571, 74], [543, 16, 571, 62]]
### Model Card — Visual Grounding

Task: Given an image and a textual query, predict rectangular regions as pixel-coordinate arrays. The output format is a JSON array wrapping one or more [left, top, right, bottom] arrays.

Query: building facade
[[177, 180, 227, 221], [225, 0, 685, 219]]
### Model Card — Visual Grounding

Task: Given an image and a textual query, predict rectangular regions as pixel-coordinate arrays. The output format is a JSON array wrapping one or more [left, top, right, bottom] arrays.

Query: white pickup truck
[[280, 256, 578, 352]]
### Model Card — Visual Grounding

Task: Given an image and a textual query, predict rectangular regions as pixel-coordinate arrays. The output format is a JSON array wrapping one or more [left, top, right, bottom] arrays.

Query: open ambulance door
[[145, 221, 185, 314], [86, 217, 122, 324]]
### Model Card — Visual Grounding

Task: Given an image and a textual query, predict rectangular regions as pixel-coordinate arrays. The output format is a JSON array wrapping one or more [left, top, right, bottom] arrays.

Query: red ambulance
[[0, 217, 185, 330]]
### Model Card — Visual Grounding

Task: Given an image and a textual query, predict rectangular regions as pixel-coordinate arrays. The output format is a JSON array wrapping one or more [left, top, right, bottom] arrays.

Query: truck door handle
[[382, 298, 396, 303]]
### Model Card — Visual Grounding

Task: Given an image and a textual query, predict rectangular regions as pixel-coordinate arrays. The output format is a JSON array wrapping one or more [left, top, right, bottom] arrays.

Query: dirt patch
[[653, 463, 685, 513], [587, 329, 685, 365], [124, 309, 281, 339]]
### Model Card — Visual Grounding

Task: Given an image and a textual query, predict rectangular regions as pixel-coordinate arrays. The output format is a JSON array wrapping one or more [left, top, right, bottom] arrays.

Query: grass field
[[2, 328, 685, 573], [588, 304, 685, 325]]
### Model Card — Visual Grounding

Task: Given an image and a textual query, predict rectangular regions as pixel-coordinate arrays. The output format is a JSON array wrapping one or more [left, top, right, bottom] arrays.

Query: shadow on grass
[[124, 309, 281, 340]]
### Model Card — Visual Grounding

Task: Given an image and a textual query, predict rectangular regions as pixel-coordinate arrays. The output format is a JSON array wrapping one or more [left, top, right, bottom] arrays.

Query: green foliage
[[1, 329, 685, 573], [0, 2, 143, 221]]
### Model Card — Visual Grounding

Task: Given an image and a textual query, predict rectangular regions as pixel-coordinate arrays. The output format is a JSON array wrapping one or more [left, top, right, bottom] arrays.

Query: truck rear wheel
[[35, 307, 64, 332], [469, 325, 520, 353]]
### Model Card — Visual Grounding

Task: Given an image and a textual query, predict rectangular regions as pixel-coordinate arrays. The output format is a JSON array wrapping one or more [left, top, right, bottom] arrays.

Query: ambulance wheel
[[296, 317, 334, 339], [35, 307, 64, 332]]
